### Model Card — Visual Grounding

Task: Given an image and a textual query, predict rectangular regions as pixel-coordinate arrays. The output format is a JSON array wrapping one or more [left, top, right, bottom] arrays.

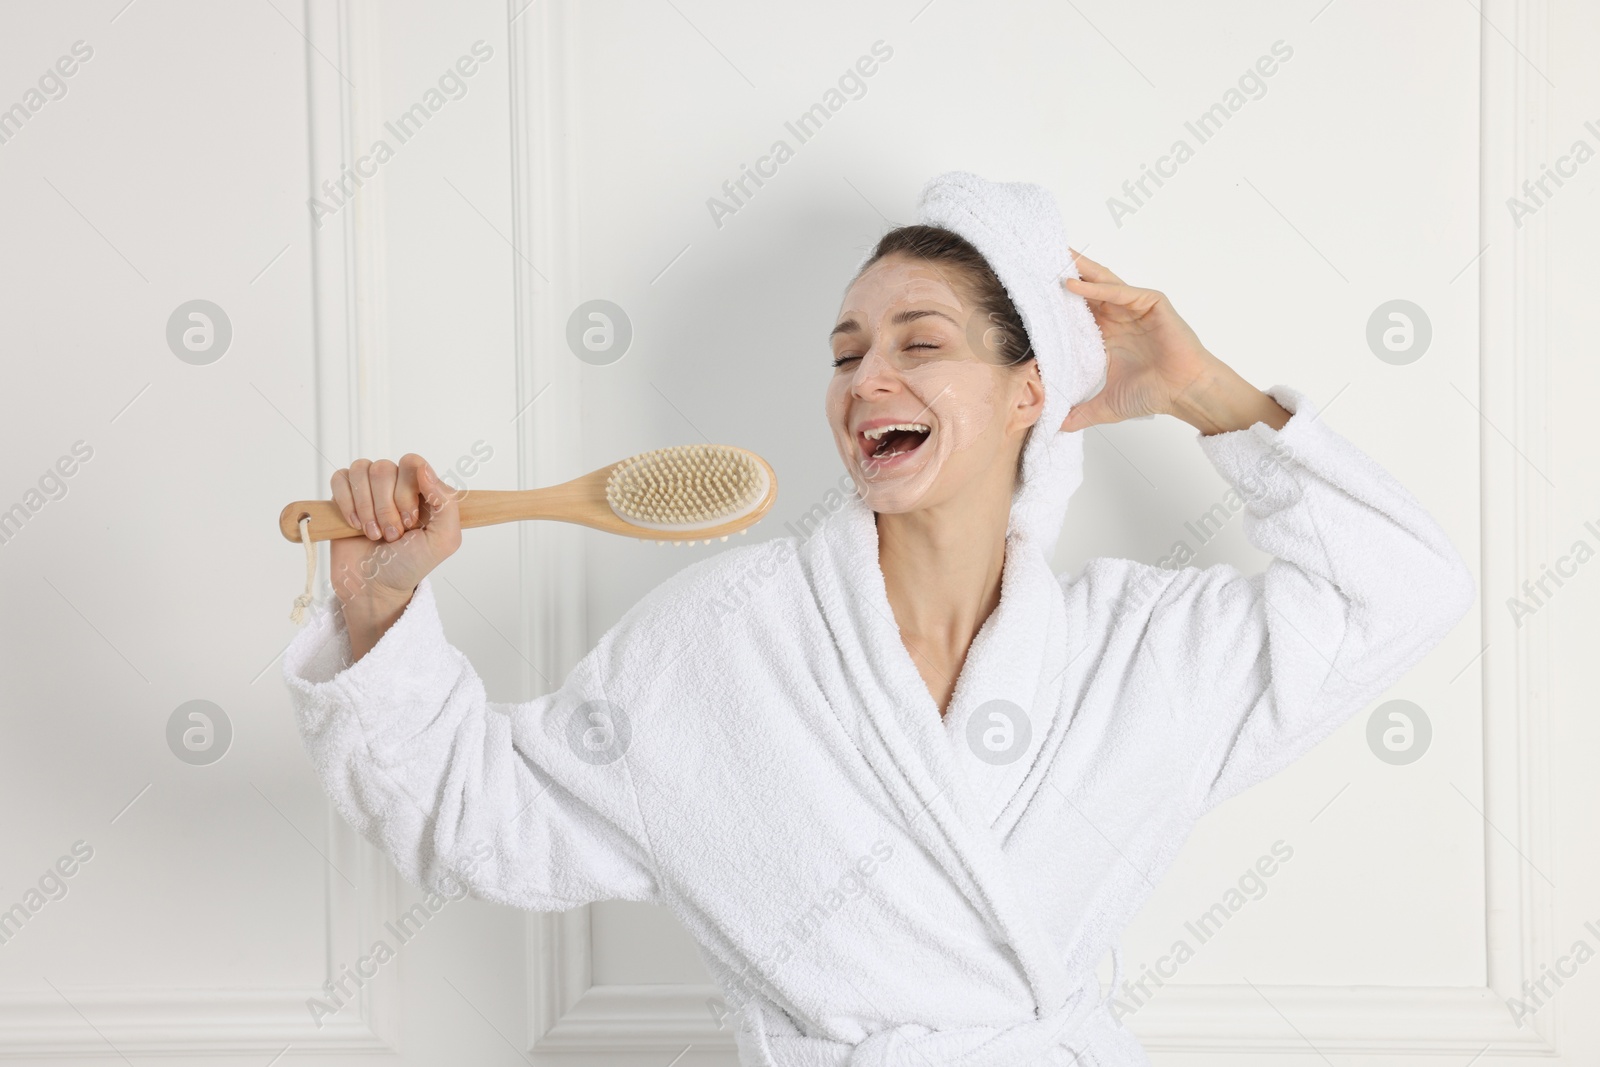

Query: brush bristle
[[605, 444, 767, 533]]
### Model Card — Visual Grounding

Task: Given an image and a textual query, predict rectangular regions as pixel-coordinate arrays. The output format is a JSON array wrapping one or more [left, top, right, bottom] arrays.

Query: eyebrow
[[829, 307, 959, 341]]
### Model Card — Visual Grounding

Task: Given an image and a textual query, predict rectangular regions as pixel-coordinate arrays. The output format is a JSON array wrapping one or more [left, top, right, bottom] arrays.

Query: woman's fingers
[[1063, 276, 1158, 312], [328, 452, 465, 549], [396, 454, 427, 529], [346, 459, 381, 540], [1063, 251, 1165, 318], [1066, 247, 1124, 285], [417, 461, 463, 555], [326, 457, 464, 610], [367, 459, 403, 541], [335, 456, 439, 542], [1059, 391, 1115, 433], [1065, 250, 1156, 320], [330, 468, 358, 532]]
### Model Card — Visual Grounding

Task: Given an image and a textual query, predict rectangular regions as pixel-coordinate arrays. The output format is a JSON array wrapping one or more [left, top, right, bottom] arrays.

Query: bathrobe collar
[[810, 169, 1110, 1019], [802, 487, 1086, 1013]]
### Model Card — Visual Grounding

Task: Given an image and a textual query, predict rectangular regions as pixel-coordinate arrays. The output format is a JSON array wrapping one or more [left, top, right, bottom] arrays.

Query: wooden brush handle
[[278, 458, 777, 544]]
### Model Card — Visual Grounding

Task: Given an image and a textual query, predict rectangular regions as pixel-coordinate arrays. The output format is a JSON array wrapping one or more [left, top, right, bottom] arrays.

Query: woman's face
[[826, 253, 1044, 515]]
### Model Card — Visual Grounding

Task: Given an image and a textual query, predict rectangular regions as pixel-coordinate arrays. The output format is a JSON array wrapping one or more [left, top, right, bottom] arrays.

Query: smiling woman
[[282, 170, 1475, 1067]]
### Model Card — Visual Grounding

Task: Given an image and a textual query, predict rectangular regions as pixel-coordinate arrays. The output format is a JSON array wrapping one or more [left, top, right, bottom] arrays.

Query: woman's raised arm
[[1059, 252, 1474, 812], [281, 457, 661, 910], [1144, 385, 1474, 812]]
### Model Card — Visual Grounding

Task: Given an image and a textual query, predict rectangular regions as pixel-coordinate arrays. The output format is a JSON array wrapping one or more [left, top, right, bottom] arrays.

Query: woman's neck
[[876, 487, 1013, 707]]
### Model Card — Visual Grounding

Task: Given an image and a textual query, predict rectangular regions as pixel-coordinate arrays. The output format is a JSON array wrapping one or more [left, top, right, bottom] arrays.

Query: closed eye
[[831, 342, 940, 368]]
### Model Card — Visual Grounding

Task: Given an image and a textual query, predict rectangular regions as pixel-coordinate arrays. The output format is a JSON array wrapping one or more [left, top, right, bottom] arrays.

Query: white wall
[[1, 0, 1594, 1063]]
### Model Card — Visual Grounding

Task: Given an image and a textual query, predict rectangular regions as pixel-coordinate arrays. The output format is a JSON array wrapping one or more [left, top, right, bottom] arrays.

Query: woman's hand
[[328, 454, 462, 619], [1057, 249, 1220, 432]]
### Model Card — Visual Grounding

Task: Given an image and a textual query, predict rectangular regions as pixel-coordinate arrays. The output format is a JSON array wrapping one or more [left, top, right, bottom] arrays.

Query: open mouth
[[858, 422, 932, 462]]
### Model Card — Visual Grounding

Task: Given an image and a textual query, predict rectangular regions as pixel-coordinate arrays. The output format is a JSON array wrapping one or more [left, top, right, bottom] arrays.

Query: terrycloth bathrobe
[[281, 173, 1476, 1066]]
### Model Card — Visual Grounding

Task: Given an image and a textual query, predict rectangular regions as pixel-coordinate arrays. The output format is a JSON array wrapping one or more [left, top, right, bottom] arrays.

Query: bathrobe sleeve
[[281, 576, 661, 910], [1135, 384, 1476, 815]]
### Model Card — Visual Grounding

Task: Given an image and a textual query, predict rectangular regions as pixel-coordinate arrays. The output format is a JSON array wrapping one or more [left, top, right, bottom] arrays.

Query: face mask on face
[[826, 258, 1024, 515]]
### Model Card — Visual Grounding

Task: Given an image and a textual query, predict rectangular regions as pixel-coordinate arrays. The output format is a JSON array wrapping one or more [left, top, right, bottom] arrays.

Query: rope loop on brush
[[289, 515, 316, 625]]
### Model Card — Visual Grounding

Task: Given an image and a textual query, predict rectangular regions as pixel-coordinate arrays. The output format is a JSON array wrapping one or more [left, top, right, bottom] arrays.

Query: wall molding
[[516, 0, 1557, 1058], [1476, 0, 1557, 1051], [506, 0, 601, 1049], [507, 0, 589, 737], [0, 0, 400, 1053], [0, 836, 398, 1054]]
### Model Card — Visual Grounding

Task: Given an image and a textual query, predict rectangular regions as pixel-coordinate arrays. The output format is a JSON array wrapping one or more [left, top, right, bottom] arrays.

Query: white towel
[[853, 171, 1107, 560], [283, 172, 1475, 1066]]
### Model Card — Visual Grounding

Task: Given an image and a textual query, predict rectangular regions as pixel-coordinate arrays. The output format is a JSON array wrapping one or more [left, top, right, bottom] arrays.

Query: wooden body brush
[[279, 444, 777, 545], [279, 444, 777, 622]]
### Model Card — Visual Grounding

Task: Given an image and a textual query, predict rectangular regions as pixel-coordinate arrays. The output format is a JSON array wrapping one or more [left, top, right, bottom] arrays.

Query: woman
[[284, 171, 1474, 1066]]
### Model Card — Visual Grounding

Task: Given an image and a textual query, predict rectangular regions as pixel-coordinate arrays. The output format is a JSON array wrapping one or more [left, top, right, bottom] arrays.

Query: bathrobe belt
[[755, 980, 1112, 1067]]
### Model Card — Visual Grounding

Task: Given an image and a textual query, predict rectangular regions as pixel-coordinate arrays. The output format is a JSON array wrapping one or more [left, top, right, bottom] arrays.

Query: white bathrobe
[[282, 382, 1475, 1067]]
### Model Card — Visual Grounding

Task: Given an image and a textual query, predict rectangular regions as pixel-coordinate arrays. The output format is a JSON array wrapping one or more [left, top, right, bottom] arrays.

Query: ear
[[1009, 360, 1047, 435]]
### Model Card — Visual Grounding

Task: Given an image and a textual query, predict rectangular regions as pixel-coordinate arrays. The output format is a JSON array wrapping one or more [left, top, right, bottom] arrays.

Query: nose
[[849, 344, 901, 400]]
